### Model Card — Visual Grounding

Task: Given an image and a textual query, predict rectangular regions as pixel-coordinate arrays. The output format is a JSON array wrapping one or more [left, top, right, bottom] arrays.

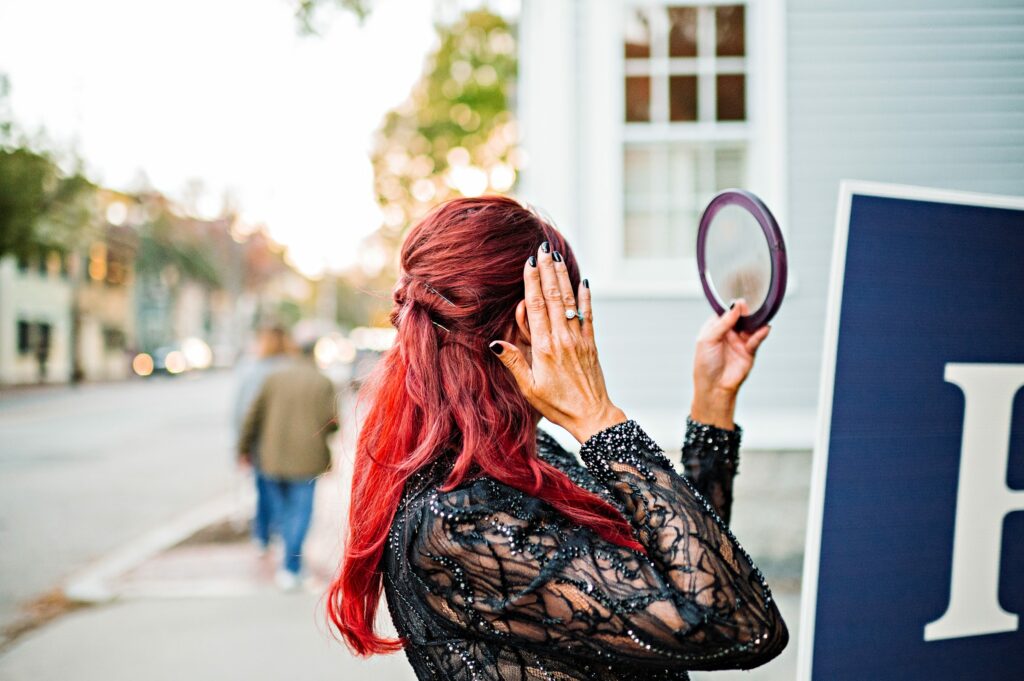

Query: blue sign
[[799, 182, 1024, 680]]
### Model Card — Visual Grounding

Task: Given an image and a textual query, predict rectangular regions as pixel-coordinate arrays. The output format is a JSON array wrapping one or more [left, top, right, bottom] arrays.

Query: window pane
[[669, 75, 697, 122], [625, 212, 668, 258], [624, 146, 654, 200], [668, 145, 698, 208], [623, 144, 746, 260], [716, 5, 745, 57], [625, 76, 651, 122], [716, 74, 745, 121], [17, 321, 31, 354], [624, 9, 651, 58], [715, 147, 746, 189], [669, 209, 700, 257], [667, 7, 698, 58]]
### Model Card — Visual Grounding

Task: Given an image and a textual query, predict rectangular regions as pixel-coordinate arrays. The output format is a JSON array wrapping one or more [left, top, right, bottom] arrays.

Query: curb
[[63, 489, 253, 604]]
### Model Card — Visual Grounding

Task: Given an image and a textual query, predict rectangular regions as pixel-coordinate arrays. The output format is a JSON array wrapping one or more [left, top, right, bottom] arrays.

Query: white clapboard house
[[516, 0, 1024, 452]]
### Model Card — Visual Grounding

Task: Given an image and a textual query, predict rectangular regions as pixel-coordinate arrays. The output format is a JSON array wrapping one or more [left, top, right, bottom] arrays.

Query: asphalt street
[[0, 372, 240, 632]]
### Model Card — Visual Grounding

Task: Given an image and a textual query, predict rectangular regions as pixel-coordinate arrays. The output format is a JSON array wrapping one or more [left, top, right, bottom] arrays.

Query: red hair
[[327, 196, 642, 655]]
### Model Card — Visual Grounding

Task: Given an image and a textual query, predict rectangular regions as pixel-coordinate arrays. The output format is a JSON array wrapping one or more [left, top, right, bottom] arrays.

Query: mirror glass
[[703, 204, 773, 311]]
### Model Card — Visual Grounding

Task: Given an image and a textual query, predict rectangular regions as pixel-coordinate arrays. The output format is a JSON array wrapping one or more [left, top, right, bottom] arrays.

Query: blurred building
[[0, 221, 139, 386], [73, 221, 139, 382], [133, 207, 310, 368], [133, 213, 240, 358], [0, 252, 74, 385], [0, 188, 311, 386], [518, 0, 1024, 450]]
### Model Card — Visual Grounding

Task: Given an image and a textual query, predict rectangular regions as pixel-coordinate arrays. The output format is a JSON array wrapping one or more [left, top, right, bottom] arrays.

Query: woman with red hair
[[328, 196, 787, 679]]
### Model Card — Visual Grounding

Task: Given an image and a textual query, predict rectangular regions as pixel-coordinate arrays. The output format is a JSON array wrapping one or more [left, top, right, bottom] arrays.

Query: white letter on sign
[[924, 363, 1024, 642]]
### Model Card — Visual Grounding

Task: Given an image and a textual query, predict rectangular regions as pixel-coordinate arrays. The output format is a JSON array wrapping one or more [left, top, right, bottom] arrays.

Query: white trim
[[577, 0, 625, 282], [624, 0, 752, 6], [623, 56, 746, 77], [795, 180, 1024, 681], [515, 0, 579, 244], [747, 0, 788, 232], [541, 406, 816, 453], [833, 180, 1024, 211], [601, 0, 787, 294], [623, 122, 750, 143]]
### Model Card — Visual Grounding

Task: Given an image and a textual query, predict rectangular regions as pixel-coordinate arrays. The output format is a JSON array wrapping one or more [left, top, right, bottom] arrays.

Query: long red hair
[[327, 196, 642, 655]]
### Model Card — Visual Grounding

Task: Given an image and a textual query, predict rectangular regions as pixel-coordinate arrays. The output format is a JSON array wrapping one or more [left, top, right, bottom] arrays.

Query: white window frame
[[576, 0, 788, 298]]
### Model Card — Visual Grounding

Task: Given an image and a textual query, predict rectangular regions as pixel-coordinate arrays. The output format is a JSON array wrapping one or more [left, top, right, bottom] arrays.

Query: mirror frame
[[696, 189, 788, 332]]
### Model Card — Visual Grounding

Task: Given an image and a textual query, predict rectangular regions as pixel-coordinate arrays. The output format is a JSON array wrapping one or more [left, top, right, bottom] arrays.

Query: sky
[[0, 0, 439, 275]]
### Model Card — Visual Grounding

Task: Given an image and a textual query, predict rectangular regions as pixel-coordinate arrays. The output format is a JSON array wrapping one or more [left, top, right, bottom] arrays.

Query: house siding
[[519, 0, 1024, 449]]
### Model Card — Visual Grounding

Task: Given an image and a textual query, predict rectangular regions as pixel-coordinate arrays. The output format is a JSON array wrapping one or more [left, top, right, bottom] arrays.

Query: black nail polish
[[528, 256, 537, 267], [553, 251, 563, 263], [582, 278, 590, 289], [729, 302, 736, 310], [540, 241, 550, 253], [488, 341, 503, 355]]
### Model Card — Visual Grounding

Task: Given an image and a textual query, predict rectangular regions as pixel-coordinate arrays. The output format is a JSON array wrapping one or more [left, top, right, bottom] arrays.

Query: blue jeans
[[252, 471, 275, 547], [263, 477, 316, 575]]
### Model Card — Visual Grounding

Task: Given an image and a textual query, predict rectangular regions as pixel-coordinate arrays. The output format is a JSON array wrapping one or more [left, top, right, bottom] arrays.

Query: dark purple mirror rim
[[696, 189, 788, 332]]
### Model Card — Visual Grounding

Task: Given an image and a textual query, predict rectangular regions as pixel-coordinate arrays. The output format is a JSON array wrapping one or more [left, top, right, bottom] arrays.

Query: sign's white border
[[796, 180, 1024, 680]]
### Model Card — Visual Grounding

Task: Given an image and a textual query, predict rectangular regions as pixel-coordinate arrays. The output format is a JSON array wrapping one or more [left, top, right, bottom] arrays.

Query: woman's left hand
[[690, 300, 771, 429]]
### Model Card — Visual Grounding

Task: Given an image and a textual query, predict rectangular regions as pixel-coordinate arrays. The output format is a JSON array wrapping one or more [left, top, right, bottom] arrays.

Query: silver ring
[[565, 309, 584, 323]]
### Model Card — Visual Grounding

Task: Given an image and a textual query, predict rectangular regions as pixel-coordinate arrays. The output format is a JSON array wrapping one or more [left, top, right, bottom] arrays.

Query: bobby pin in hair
[[422, 281, 456, 307]]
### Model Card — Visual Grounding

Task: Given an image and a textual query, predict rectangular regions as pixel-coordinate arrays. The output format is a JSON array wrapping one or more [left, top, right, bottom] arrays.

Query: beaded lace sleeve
[[408, 420, 787, 671], [681, 417, 742, 524]]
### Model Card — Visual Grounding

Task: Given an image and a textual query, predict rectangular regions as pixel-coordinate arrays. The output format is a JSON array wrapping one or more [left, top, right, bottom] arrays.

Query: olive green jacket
[[238, 359, 337, 480]]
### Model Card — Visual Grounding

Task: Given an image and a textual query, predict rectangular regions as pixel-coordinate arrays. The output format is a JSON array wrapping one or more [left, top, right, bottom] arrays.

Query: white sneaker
[[274, 569, 301, 592]]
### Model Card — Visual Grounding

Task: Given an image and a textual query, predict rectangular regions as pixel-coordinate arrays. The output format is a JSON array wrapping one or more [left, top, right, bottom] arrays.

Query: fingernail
[[553, 251, 563, 263], [729, 301, 736, 310], [540, 241, 550, 254], [528, 256, 537, 267], [488, 341, 503, 355], [582, 278, 589, 289]]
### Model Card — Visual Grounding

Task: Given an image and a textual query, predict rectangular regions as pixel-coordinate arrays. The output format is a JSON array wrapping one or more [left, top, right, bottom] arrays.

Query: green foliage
[[0, 74, 12, 142], [370, 10, 519, 272], [275, 299, 304, 327], [0, 74, 97, 260], [331, 274, 391, 329], [0, 147, 96, 259], [134, 204, 223, 289], [293, 0, 373, 34]]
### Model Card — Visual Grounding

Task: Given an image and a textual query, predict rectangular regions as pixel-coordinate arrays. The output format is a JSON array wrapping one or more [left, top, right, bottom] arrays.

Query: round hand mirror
[[696, 189, 787, 332]]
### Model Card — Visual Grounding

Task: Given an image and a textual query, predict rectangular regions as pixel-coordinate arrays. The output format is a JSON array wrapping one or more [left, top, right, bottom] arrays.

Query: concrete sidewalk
[[0, 477, 800, 681], [0, 593, 416, 681], [0, 580, 798, 681], [0, 453, 425, 681]]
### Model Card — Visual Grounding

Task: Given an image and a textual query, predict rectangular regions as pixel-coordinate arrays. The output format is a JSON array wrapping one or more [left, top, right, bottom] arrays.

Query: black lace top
[[382, 419, 788, 680]]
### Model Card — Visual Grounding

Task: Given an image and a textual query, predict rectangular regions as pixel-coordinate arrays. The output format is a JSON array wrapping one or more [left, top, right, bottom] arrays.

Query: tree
[[293, 0, 372, 34], [0, 75, 96, 260], [133, 196, 224, 289], [369, 9, 519, 276], [0, 148, 96, 260], [0, 74, 12, 142]]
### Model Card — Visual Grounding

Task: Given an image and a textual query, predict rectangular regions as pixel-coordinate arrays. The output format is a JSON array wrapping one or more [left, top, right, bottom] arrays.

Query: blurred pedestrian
[[232, 325, 291, 554], [238, 339, 337, 591]]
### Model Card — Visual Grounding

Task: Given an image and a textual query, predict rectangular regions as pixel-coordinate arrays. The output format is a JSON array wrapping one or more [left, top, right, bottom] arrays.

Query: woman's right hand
[[488, 244, 627, 444], [690, 301, 771, 429]]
